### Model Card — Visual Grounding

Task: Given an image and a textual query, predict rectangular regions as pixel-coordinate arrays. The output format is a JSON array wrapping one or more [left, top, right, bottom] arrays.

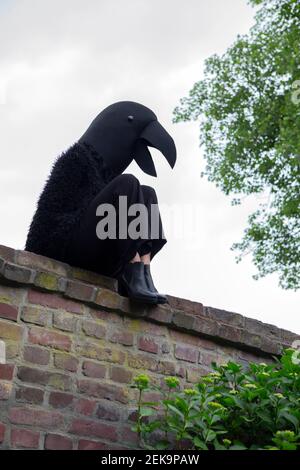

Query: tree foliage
[[173, 0, 300, 289]]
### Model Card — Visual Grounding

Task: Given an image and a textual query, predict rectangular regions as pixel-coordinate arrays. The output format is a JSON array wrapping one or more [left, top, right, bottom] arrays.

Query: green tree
[[173, 0, 300, 290]]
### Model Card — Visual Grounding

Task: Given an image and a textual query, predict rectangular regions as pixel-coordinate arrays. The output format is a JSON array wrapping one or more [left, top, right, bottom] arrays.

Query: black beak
[[134, 120, 177, 177]]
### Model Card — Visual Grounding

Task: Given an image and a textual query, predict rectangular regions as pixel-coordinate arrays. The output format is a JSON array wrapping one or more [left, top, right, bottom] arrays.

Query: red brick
[[65, 280, 95, 302], [11, 428, 40, 449], [15, 386, 44, 404], [74, 398, 96, 416], [78, 439, 108, 450], [82, 320, 106, 339], [127, 352, 158, 371], [9, 406, 64, 428], [167, 295, 204, 316], [110, 366, 133, 384], [0, 320, 23, 341], [175, 345, 199, 363], [0, 364, 14, 380], [45, 433, 73, 450], [49, 392, 74, 408], [53, 352, 79, 373], [70, 418, 117, 441], [0, 422, 5, 443], [23, 345, 50, 365], [18, 366, 72, 391], [27, 290, 83, 314], [28, 326, 71, 351], [82, 361, 106, 379], [138, 336, 159, 354], [77, 379, 128, 404], [157, 360, 176, 375], [0, 303, 18, 322], [110, 330, 133, 346], [120, 424, 139, 445], [199, 351, 218, 367], [90, 308, 122, 324]]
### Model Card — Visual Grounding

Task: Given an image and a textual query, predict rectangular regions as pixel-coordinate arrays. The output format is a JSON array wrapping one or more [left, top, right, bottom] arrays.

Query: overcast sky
[[0, 0, 299, 334]]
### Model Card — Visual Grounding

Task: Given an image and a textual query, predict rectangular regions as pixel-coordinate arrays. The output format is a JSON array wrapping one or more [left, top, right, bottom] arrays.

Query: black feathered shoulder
[[25, 142, 112, 262]]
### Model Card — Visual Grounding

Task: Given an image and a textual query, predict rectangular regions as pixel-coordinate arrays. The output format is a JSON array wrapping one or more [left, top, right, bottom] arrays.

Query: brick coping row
[[0, 245, 298, 357]]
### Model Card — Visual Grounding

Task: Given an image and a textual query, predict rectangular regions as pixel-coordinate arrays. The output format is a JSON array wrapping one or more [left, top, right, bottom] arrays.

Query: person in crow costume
[[25, 101, 177, 304]]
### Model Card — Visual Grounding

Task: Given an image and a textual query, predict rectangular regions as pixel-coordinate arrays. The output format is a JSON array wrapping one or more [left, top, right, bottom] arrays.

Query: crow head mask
[[79, 101, 177, 177]]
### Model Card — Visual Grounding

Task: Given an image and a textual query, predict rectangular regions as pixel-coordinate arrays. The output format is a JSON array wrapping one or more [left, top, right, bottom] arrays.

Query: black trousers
[[66, 174, 167, 278]]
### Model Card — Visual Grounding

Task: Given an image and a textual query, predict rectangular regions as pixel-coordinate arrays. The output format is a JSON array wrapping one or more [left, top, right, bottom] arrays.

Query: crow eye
[[128, 115, 134, 122]]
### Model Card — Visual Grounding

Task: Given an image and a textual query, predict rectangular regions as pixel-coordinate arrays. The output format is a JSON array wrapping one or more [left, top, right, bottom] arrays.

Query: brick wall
[[0, 244, 298, 450]]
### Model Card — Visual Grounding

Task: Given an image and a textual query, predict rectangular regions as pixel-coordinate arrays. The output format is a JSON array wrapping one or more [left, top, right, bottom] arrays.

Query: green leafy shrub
[[130, 349, 300, 450]]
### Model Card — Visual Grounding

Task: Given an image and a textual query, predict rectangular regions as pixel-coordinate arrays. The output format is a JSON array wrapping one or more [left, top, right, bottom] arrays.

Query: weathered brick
[[77, 342, 125, 364], [16, 250, 68, 277], [218, 324, 243, 343], [23, 345, 50, 366], [65, 280, 95, 302], [21, 306, 48, 326], [34, 272, 60, 291], [70, 267, 117, 291], [49, 391, 74, 408], [0, 422, 5, 443], [9, 406, 64, 428], [170, 329, 216, 350], [53, 311, 77, 332], [147, 304, 173, 324], [120, 424, 139, 446], [138, 336, 159, 354], [10, 428, 40, 449], [82, 320, 106, 339], [18, 366, 72, 391], [6, 342, 19, 359], [127, 352, 158, 371], [27, 290, 83, 314], [0, 382, 13, 399], [78, 439, 108, 450], [125, 318, 167, 337], [3, 262, 34, 284], [74, 398, 96, 416], [28, 326, 71, 351], [110, 366, 133, 384], [77, 379, 128, 404], [95, 288, 121, 310], [0, 245, 15, 262], [15, 385, 44, 404], [70, 418, 118, 441], [156, 360, 176, 376], [90, 308, 122, 324], [204, 307, 245, 328], [0, 364, 14, 380], [0, 320, 23, 341], [172, 311, 196, 331], [54, 352, 79, 373], [44, 433, 73, 450], [96, 402, 120, 421], [186, 366, 208, 383], [0, 303, 18, 322], [82, 361, 106, 379], [109, 330, 133, 346], [199, 351, 219, 367], [174, 345, 199, 363], [167, 295, 204, 317]]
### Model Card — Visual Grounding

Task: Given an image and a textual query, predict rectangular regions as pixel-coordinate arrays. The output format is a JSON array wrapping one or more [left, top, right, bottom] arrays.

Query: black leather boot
[[144, 264, 168, 304], [117, 262, 159, 304]]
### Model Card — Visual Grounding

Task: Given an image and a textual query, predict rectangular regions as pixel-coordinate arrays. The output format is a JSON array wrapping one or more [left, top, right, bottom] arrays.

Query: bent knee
[[141, 184, 157, 200], [115, 173, 140, 188]]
